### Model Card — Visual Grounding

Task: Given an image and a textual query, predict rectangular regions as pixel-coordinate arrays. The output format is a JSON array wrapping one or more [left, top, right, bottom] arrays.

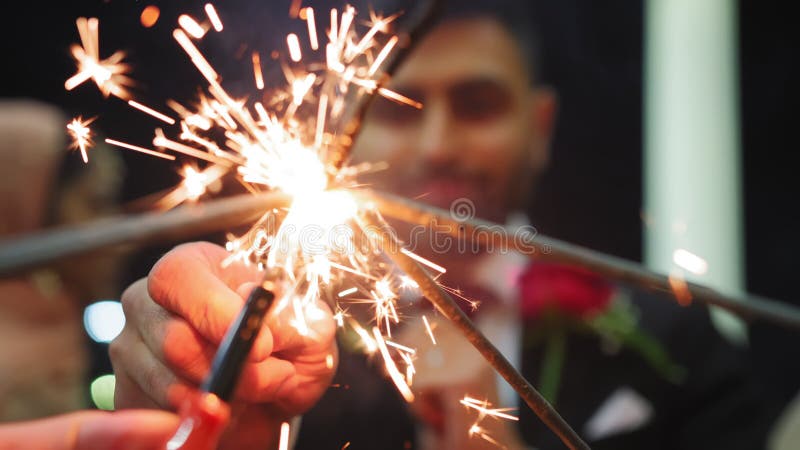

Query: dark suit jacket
[[296, 291, 771, 450]]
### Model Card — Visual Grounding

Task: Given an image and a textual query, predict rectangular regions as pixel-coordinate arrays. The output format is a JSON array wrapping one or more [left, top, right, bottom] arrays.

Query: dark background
[[2, 0, 797, 422]]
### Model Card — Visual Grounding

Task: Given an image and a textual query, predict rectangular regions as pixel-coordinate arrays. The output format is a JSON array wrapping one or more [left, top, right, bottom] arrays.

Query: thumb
[[0, 409, 179, 450]]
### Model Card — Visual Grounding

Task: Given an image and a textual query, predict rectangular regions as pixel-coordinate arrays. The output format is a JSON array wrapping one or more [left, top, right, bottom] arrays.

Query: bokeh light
[[90, 374, 116, 411], [83, 300, 125, 343], [140, 5, 161, 28]]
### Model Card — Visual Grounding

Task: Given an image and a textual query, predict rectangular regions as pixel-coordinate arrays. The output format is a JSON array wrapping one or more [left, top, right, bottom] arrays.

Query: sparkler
[[0, 1, 786, 449], [461, 396, 520, 448], [64, 17, 133, 99], [64, 4, 557, 447], [66, 116, 94, 163]]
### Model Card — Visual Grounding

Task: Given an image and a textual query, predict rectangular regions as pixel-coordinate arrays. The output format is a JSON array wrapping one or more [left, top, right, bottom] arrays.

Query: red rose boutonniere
[[518, 263, 685, 404], [519, 263, 614, 320]]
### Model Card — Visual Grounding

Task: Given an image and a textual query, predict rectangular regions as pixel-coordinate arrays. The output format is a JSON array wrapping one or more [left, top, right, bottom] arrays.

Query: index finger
[[0, 410, 179, 450], [147, 242, 272, 356]]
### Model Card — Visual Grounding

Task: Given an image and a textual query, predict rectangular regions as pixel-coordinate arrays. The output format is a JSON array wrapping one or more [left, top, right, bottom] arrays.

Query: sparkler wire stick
[[359, 208, 590, 450], [362, 190, 800, 331], [0, 192, 290, 278]]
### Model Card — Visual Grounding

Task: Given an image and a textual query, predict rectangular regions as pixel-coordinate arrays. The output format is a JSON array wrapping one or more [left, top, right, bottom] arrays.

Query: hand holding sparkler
[[110, 242, 337, 449]]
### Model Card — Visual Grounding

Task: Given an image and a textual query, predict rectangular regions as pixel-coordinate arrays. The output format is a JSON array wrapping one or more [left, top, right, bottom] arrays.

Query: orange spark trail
[[178, 14, 206, 39], [204, 4, 223, 32], [373, 327, 414, 402], [423, 315, 437, 344], [252, 52, 265, 90], [287, 33, 302, 62], [401, 248, 446, 273], [105, 138, 176, 160], [368, 35, 398, 76], [305, 8, 319, 50], [128, 100, 176, 125]]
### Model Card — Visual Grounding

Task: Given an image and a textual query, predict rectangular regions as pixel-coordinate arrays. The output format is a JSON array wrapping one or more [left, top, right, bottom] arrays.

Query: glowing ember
[[204, 4, 224, 32], [461, 396, 519, 447], [252, 52, 265, 90], [128, 100, 176, 125], [178, 14, 207, 39], [287, 33, 303, 62], [422, 315, 437, 344], [67, 117, 94, 163], [65, 17, 133, 99]]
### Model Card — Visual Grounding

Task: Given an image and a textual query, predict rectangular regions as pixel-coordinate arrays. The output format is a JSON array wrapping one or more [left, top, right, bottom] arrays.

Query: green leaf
[[590, 301, 686, 384], [539, 327, 567, 405]]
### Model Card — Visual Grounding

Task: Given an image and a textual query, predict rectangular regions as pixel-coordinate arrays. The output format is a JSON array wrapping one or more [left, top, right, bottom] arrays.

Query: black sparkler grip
[[201, 285, 275, 401]]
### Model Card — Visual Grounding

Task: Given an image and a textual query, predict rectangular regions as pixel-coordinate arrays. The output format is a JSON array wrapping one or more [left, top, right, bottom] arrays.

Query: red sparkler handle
[[163, 391, 231, 450]]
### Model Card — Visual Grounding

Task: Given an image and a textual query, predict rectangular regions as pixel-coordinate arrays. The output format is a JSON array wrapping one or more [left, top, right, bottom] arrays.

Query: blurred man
[[109, 2, 768, 450]]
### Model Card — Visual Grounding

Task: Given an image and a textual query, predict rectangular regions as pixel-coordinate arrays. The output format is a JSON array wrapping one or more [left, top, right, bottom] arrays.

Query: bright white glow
[[673, 248, 708, 275], [84, 300, 125, 343], [178, 14, 206, 39]]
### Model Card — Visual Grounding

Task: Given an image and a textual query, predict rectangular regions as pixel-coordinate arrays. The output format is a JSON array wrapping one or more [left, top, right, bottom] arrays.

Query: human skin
[[0, 409, 179, 450], [352, 17, 555, 226], [110, 242, 338, 449]]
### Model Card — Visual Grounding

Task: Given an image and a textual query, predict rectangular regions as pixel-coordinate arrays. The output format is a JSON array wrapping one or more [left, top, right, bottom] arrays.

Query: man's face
[[352, 17, 554, 223]]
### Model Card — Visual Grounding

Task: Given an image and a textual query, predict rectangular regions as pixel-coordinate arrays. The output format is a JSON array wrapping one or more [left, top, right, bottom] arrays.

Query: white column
[[644, 0, 745, 342]]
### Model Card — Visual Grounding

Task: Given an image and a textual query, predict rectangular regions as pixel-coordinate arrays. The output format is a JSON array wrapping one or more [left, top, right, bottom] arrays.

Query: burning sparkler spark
[[65, 17, 133, 99], [205, 4, 224, 32], [67, 117, 94, 163], [178, 14, 207, 39], [64, 4, 517, 445], [47, 3, 606, 448], [461, 396, 519, 448]]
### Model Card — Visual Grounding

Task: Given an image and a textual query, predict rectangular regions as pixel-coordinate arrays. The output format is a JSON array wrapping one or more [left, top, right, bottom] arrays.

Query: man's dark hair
[[375, 0, 543, 83]]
